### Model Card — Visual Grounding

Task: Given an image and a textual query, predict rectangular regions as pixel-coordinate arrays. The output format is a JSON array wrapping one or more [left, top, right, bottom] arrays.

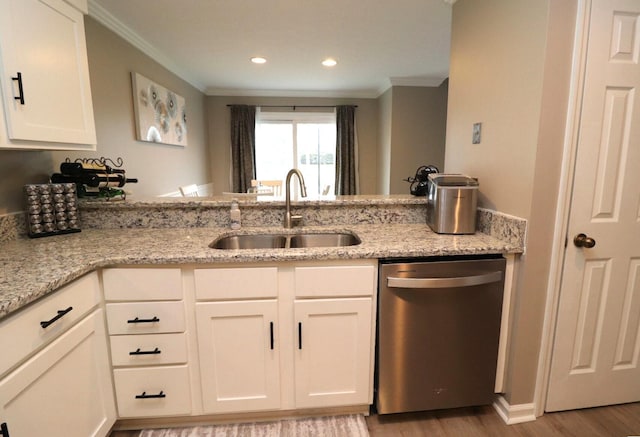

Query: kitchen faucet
[[284, 168, 307, 228]]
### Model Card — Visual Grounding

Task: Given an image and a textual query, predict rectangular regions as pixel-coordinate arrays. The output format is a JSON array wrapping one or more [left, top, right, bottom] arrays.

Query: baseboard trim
[[492, 395, 536, 425]]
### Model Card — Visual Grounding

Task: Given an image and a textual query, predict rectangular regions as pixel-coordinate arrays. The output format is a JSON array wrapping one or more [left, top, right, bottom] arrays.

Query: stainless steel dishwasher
[[376, 256, 505, 414]]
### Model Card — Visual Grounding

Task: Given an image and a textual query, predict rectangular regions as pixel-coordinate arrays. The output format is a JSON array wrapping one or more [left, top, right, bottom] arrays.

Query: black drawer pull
[[12, 72, 24, 105], [298, 322, 302, 350], [135, 391, 165, 399], [129, 347, 161, 356], [127, 316, 160, 324], [40, 306, 73, 328], [1, 422, 10, 437]]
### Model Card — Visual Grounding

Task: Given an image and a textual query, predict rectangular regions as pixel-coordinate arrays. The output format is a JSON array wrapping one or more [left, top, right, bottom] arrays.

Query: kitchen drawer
[[103, 268, 182, 301], [0, 272, 100, 377], [106, 302, 185, 335], [110, 333, 188, 367], [294, 264, 375, 297], [113, 365, 191, 418], [195, 267, 278, 300]]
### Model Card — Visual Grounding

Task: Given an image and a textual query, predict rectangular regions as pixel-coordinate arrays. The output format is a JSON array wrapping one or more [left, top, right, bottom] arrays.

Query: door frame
[[533, 0, 595, 417]]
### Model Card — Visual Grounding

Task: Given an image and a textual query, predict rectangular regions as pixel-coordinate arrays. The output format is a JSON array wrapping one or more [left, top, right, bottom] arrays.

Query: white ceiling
[[89, 0, 453, 97]]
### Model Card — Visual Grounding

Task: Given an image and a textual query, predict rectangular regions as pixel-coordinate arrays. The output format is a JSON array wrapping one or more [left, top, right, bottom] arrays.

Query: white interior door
[[546, 0, 640, 412]]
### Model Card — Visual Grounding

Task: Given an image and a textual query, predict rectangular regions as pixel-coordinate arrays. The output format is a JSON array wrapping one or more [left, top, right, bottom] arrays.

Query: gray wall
[[0, 151, 55, 214], [445, 0, 577, 405], [376, 84, 448, 195], [389, 84, 447, 194], [206, 96, 380, 195]]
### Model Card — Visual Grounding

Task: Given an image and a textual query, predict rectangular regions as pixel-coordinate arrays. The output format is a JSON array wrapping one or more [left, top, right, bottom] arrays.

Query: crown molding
[[205, 87, 381, 99], [87, 0, 206, 92], [389, 76, 447, 87]]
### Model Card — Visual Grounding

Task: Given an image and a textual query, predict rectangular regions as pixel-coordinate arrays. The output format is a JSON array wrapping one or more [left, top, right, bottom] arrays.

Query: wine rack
[[50, 157, 137, 200]]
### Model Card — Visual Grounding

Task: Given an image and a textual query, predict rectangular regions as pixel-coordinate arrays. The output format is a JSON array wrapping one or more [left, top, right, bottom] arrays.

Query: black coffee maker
[[405, 165, 439, 196]]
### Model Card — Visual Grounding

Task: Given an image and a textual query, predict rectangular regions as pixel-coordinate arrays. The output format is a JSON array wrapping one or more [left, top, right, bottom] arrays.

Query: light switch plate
[[472, 123, 482, 144]]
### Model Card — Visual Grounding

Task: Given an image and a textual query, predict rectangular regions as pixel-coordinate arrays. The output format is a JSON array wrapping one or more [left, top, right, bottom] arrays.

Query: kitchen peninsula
[[0, 195, 525, 435], [1, 195, 525, 318]]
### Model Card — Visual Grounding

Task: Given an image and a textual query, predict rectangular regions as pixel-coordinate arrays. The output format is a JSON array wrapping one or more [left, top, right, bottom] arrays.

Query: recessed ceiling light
[[251, 57, 267, 64], [322, 58, 337, 67]]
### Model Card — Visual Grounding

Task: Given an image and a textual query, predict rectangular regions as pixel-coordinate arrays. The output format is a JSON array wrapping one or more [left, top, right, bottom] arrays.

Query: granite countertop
[[0, 223, 521, 320], [78, 194, 426, 208]]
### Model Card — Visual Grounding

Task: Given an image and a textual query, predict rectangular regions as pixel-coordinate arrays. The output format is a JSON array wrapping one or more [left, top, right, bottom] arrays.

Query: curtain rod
[[226, 104, 357, 109]]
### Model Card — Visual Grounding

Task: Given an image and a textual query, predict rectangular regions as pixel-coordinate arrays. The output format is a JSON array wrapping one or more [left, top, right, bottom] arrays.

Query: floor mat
[[137, 414, 369, 437]]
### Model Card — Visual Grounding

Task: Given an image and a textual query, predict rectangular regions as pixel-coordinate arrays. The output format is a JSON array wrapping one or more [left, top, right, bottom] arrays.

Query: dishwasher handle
[[387, 270, 503, 289]]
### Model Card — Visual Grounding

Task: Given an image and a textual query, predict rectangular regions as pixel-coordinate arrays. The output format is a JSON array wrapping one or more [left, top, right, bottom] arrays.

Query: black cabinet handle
[[270, 322, 274, 350], [127, 316, 160, 324], [129, 347, 161, 356], [1, 422, 10, 437], [135, 391, 165, 399], [40, 306, 73, 328], [298, 322, 302, 350], [12, 72, 24, 105]]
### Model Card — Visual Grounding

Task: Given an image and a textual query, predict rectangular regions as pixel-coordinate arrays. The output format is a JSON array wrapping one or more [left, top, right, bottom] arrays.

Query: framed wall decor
[[131, 72, 187, 147]]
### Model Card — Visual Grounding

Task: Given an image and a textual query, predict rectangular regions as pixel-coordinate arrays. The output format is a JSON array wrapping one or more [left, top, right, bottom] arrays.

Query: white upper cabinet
[[0, 0, 96, 150]]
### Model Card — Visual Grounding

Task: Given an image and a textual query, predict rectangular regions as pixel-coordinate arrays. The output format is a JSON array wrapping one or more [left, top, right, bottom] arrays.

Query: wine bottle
[[82, 172, 138, 188], [60, 162, 125, 175], [51, 172, 138, 187]]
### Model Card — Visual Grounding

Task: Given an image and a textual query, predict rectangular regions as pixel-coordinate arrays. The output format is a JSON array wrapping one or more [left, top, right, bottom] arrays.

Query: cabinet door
[[0, 310, 116, 437], [196, 300, 280, 413], [0, 0, 96, 147], [294, 298, 373, 408]]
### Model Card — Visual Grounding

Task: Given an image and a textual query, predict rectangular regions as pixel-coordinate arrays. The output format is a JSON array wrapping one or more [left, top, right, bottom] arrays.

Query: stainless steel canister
[[426, 174, 479, 234]]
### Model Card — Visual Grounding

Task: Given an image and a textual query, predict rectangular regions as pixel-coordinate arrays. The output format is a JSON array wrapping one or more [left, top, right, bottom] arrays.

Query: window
[[255, 110, 336, 197]]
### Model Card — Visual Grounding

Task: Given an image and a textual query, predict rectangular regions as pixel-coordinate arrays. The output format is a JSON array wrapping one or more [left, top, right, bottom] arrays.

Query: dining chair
[[250, 179, 283, 196], [179, 184, 199, 197]]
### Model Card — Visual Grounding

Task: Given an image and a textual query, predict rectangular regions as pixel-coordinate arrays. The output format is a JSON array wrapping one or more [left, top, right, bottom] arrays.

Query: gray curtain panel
[[335, 105, 358, 195], [230, 105, 256, 193]]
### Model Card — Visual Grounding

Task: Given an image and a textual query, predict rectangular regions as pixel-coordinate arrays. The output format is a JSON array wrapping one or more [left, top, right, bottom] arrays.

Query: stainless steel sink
[[289, 232, 361, 248], [210, 232, 360, 249], [210, 234, 287, 249]]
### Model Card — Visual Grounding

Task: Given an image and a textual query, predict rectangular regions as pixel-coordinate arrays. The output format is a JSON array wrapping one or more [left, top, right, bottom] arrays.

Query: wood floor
[[367, 403, 640, 437], [110, 402, 640, 437]]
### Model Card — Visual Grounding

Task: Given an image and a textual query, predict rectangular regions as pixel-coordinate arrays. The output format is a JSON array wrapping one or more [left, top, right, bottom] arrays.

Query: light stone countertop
[[0, 223, 520, 320], [78, 194, 426, 208]]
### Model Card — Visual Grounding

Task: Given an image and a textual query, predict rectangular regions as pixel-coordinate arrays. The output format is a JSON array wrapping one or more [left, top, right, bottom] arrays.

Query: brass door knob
[[574, 233, 596, 248]]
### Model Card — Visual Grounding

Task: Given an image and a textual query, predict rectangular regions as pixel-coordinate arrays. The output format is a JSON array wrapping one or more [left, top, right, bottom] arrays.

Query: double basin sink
[[211, 231, 361, 250]]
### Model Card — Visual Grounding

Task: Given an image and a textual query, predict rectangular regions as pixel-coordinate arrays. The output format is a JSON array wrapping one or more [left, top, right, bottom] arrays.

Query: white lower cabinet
[[294, 298, 373, 408], [0, 260, 376, 432], [102, 267, 191, 419], [0, 309, 116, 437], [196, 300, 281, 413], [194, 260, 377, 415]]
